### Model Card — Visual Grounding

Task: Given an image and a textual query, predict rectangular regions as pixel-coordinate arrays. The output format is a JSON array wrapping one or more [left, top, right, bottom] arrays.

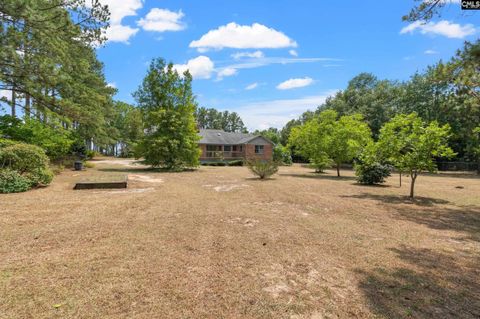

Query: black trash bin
[[74, 161, 83, 171]]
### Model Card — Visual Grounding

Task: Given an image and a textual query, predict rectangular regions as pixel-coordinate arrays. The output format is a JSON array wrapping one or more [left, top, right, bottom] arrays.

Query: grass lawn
[[1, 158, 479, 318]]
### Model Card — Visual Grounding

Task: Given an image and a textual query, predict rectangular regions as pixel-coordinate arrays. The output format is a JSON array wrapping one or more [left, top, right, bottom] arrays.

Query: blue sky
[[95, 1, 477, 130]]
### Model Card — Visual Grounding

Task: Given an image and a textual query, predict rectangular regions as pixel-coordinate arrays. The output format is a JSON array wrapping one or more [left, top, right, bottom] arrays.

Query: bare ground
[[1, 158, 479, 318]]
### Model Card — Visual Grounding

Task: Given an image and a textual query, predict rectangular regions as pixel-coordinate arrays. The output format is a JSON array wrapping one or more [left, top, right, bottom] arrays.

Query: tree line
[[262, 40, 479, 167]]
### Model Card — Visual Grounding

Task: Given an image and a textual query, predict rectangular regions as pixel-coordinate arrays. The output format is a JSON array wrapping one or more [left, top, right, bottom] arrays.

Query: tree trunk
[[399, 172, 402, 187], [336, 163, 340, 177], [11, 88, 16, 117], [25, 94, 31, 119], [409, 172, 417, 198]]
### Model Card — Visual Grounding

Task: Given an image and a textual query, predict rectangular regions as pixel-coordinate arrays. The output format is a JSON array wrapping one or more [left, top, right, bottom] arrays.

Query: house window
[[255, 145, 264, 154], [224, 145, 231, 152], [206, 145, 221, 151]]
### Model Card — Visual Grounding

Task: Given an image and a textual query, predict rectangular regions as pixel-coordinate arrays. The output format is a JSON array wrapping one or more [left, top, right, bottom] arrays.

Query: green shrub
[[0, 169, 32, 193], [227, 160, 243, 166], [355, 162, 392, 185], [273, 145, 293, 165], [25, 169, 54, 187], [247, 159, 279, 179], [0, 144, 50, 173], [0, 143, 54, 190], [0, 138, 16, 148]]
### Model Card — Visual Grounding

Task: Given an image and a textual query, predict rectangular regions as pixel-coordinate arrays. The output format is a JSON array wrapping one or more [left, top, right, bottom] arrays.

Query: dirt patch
[[203, 181, 251, 192], [128, 174, 164, 183]]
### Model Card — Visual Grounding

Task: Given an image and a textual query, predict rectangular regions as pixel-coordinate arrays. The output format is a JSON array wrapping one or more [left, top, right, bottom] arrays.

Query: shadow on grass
[[340, 193, 451, 207], [342, 193, 480, 242], [393, 205, 480, 242], [357, 246, 480, 318], [279, 172, 357, 181]]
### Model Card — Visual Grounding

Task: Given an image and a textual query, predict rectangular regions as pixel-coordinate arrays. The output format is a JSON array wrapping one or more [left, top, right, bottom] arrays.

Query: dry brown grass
[[1, 158, 479, 318]]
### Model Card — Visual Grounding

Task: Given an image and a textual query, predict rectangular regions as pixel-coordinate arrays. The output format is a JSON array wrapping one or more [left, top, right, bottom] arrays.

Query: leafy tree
[[377, 113, 455, 198], [273, 144, 292, 165], [0, 115, 73, 160], [289, 110, 372, 176], [322, 73, 399, 138], [134, 58, 200, 170], [111, 102, 143, 157], [0, 0, 115, 154], [195, 107, 247, 132]]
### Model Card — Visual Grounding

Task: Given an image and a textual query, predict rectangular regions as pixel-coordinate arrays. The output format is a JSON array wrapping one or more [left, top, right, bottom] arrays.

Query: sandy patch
[[94, 159, 142, 167], [128, 174, 164, 183], [203, 183, 251, 192]]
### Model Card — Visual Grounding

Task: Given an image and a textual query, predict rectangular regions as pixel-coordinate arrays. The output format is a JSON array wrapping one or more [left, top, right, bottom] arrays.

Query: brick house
[[198, 129, 274, 163]]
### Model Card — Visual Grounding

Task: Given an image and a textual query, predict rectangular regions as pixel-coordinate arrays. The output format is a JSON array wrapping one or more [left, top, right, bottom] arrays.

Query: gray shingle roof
[[198, 129, 262, 145]]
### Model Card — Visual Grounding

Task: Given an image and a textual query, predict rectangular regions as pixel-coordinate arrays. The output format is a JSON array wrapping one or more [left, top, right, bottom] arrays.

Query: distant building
[[198, 129, 273, 163]]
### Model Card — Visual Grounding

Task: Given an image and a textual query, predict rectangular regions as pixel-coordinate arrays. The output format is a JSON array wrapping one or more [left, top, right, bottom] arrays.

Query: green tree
[[195, 107, 247, 132], [111, 101, 143, 157], [134, 58, 200, 170], [377, 113, 455, 198], [289, 110, 372, 176], [322, 73, 399, 138]]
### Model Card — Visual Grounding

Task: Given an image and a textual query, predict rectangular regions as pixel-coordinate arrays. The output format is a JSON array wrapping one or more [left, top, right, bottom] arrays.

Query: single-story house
[[198, 129, 273, 163]]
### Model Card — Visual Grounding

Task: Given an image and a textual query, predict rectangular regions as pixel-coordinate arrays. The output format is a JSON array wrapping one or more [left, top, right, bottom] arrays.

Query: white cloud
[[137, 8, 186, 32], [276, 77, 314, 90], [172, 56, 215, 79], [400, 20, 476, 39], [289, 49, 298, 57], [231, 50, 264, 59], [245, 83, 259, 90], [107, 82, 116, 88], [190, 22, 297, 51], [105, 24, 139, 43], [0, 89, 11, 101], [93, 0, 143, 43], [232, 91, 338, 130], [424, 49, 439, 54], [216, 67, 238, 80], [100, 0, 143, 24]]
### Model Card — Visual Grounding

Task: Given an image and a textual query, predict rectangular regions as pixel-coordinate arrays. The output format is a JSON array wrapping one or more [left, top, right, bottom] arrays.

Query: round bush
[[355, 162, 392, 185], [0, 169, 32, 193], [0, 143, 54, 189], [0, 143, 50, 173]]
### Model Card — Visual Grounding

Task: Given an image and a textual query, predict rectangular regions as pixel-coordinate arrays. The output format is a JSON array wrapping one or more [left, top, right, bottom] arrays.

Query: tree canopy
[[377, 113, 455, 198], [133, 58, 200, 170]]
